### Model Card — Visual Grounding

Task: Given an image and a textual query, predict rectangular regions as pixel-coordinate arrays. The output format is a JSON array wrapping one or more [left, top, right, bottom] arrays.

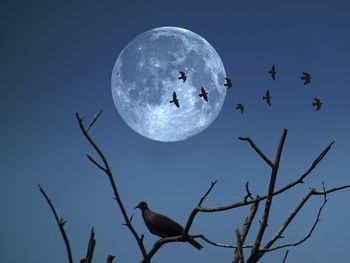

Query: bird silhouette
[[178, 71, 187, 83], [263, 90, 271, 106], [312, 98, 322, 111], [235, 103, 244, 113], [301, 72, 312, 85], [135, 201, 203, 250], [268, 64, 276, 81], [199, 87, 208, 102], [169, 92, 180, 108], [224, 77, 232, 89]]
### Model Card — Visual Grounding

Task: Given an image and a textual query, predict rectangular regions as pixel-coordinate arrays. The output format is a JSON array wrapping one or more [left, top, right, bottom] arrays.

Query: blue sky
[[1, 1, 350, 262]]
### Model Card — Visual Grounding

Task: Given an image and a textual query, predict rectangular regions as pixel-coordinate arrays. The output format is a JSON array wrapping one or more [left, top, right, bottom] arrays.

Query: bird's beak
[[134, 204, 140, 210]]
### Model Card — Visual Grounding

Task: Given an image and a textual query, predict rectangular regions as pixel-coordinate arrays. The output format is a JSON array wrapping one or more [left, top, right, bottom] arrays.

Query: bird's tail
[[189, 239, 203, 250], [199, 94, 203, 97], [170, 100, 174, 103]]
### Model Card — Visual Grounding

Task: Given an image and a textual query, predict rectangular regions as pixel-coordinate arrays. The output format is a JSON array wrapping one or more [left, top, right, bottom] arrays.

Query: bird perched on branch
[[135, 201, 203, 250], [178, 71, 187, 83], [301, 72, 312, 85]]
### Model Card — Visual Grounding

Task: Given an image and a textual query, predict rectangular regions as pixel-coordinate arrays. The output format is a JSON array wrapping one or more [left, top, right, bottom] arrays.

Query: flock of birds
[[169, 71, 232, 108], [259, 65, 322, 112], [170, 65, 323, 112]]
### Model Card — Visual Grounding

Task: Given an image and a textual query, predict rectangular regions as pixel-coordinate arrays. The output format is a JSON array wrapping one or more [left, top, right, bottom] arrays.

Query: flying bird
[[263, 90, 272, 106], [135, 201, 203, 250], [224, 77, 233, 89], [301, 72, 312, 85], [312, 98, 322, 111], [268, 64, 276, 81], [199, 87, 208, 102], [178, 71, 187, 83], [170, 92, 180, 108], [235, 103, 244, 113]]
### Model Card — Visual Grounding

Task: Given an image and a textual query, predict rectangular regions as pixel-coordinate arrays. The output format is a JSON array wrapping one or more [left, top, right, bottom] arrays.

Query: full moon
[[111, 26, 226, 142]]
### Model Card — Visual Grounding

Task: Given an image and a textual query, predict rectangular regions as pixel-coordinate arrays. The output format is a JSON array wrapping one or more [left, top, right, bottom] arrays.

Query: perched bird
[[178, 71, 187, 83], [312, 98, 322, 111], [263, 90, 271, 106], [170, 92, 180, 108], [224, 77, 233, 89], [135, 201, 203, 250], [268, 64, 276, 81], [199, 87, 208, 102], [235, 103, 244, 113], [301, 72, 312, 85]]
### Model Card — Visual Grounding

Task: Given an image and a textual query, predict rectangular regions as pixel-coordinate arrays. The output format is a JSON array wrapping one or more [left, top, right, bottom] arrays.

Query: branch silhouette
[[38, 184, 74, 263], [39, 112, 350, 263]]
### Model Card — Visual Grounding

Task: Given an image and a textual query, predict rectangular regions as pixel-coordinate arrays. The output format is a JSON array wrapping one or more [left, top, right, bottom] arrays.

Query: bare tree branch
[[282, 250, 289, 263], [261, 184, 350, 253], [86, 154, 107, 173], [38, 184, 74, 263], [196, 139, 334, 213], [86, 110, 103, 133], [241, 199, 260, 243], [76, 112, 149, 262], [106, 255, 115, 263], [248, 128, 288, 263], [194, 234, 244, 249], [238, 136, 274, 168], [244, 181, 254, 203], [183, 180, 218, 237], [198, 180, 217, 207], [80, 228, 96, 263], [234, 229, 244, 263]]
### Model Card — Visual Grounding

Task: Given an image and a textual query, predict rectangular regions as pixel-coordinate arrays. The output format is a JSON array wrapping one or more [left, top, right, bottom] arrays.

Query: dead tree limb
[[76, 112, 149, 262], [38, 184, 74, 263], [282, 250, 289, 263], [247, 129, 288, 263], [80, 228, 96, 263]]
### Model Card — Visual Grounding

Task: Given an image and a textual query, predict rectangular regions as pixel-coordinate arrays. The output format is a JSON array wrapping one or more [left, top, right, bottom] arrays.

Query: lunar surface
[[111, 26, 226, 142]]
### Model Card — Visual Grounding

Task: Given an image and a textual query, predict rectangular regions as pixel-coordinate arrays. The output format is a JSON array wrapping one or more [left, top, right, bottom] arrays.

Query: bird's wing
[[149, 212, 184, 237], [173, 92, 177, 99]]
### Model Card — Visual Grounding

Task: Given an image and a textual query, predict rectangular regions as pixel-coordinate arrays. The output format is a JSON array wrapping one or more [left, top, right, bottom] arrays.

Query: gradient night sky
[[1, 1, 350, 262]]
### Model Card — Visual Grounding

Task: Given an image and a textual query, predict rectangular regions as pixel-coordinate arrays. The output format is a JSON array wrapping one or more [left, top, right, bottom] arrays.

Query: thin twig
[[244, 181, 254, 203], [183, 180, 218, 237], [193, 234, 251, 249], [282, 250, 289, 263], [198, 180, 217, 207], [238, 136, 274, 168], [106, 255, 115, 263], [38, 184, 74, 263], [86, 110, 103, 133]]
